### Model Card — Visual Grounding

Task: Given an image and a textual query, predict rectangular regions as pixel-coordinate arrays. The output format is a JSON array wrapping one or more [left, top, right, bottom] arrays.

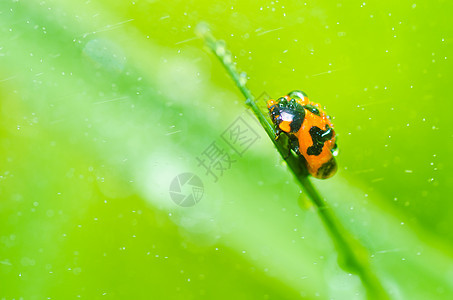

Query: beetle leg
[[289, 135, 301, 155]]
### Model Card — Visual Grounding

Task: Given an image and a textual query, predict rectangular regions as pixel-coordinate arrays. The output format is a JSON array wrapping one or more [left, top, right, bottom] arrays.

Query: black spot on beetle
[[307, 126, 334, 156], [303, 104, 320, 116], [289, 110, 304, 133], [316, 157, 337, 178]]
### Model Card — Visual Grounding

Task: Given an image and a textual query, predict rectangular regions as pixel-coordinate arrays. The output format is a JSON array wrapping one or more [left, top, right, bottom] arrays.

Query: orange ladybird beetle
[[267, 90, 338, 179]]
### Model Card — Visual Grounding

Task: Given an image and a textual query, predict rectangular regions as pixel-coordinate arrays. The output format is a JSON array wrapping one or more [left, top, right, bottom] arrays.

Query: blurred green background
[[1, 0, 452, 299]]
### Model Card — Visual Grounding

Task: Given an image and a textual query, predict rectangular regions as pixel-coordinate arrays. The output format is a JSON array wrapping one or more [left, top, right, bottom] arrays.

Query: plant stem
[[196, 23, 388, 299]]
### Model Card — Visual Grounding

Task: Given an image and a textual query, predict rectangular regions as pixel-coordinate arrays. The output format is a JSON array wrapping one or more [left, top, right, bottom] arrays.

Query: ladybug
[[267, 90, 338, 179]]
